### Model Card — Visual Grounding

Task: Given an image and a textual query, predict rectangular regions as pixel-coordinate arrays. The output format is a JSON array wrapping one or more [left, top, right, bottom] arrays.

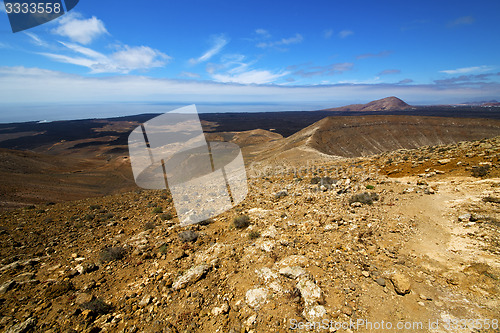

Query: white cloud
[[257, 33, 303, 49], [180, 71, 201, 78], [212, 70, 289, 85], [0, 1, 6, 13], [255, 29, 271, 39], [52, 12, 108, 44], [24, 32, 48, 47], [324, 29, 333, 39], [338, 30, 354, 38], [379, 69, 401, 75], [40, 42, 170, 74], [439, 66, 494, 75], [189, 35, 228, 65], [447, 16, 475, 28]]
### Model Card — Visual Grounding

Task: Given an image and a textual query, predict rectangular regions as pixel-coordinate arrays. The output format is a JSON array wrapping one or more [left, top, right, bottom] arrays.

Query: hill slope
[[251, 115, 500, 164], [322, 96, 413, 112]]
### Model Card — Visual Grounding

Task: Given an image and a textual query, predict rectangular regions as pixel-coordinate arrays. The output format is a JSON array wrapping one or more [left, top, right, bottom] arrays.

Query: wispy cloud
[[255, 29, 271, 39], [398, 79, 414, 84], [189, 35, 228, 65], [51, 12, 108, 44], [0, 1, 6, 13], [338, 30, 354, 38], [40, 42, 170, 74], [356, 50, 392, 60], [379, 69, 401, 75], [323, 29, 333, 39], [439, 65, 494, 75], [434, 72, 500, 85], [293, 63, 354, 77], [447, 16, 475, 28], [256, 33, 303, 49], [207, 54, 288, 84], [180, 71, 201, 78], [24, 32, 48, 47]]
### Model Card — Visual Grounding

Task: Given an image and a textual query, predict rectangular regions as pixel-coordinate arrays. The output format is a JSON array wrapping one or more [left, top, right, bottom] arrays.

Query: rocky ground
[[0, 137, 499, 332]]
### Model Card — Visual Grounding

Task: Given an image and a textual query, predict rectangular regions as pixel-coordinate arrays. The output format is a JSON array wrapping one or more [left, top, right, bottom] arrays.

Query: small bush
[[84, 214, 95, 221], [471, 165, 490, 178], [248, 231, 261, 240], [99, 247, 126, 262], [152, 207, 163, 214], [147, 202, 158, 208], [81, 298, 113, 315], [349, 192, 380, 205], [365, 185, 375, 190], [89, 205, 101, 210], [197, 218, 213, 226], [144, 222, 156, 230], [178, 230, 198, 243], [233, 215, 251, 229], [158, 243, 168, 254], [25, 205, 36, 210], [161, 213, 173, 220]]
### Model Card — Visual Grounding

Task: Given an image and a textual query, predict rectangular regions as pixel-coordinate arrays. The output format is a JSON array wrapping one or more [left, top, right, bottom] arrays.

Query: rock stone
[[0, 280, 16, 294], [296, 278, 322, 306], [172, 264, 210, 290], [303, 305, 327, 321], [390, 272, 411, 295], [6, 318, 36, 333], [211, 302, 229, 316], [279, 266, 307, 279], [245, 288, 268, 309]]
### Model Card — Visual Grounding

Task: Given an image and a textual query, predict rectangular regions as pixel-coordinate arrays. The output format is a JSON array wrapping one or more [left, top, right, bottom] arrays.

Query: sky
[[0, 0, 499, 122]]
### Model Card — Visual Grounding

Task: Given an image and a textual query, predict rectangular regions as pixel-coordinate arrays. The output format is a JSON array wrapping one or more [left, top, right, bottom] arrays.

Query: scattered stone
[[172, 264, 210, 290], [274, 190, 288, 199], [6, 317, 36, 333], [361, 270, 370, 278], [0, 280, 16, 294], [375, 278, 386, 287], [297, 277, 322, 306], [303, 305, 327, 321], [390, 272, 411, 295], [75, 263, 98, 275], [211, 302, 229, 316], [139, 295, 151, 307], [458, 214, 471, 222], [245, 288, 268, 309], [438, 159, 451, 165], [279, 266, 307, 279]]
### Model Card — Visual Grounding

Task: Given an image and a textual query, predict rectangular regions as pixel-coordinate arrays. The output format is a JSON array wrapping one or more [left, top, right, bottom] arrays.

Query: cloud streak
[[447, 16, 475, 28], [356, 50, 392, 60], [439, 65, 494, 75], [338, 30, 354, 38], [379, 69, 401, 75], [293, 63, 354, 77], [256, 33, 303, 49], [189, 35, 228, 65]]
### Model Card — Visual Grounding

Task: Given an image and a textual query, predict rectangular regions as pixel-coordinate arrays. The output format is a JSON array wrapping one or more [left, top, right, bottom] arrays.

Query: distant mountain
[[322, 96, 413, 112], [460, 100, 500, 106]]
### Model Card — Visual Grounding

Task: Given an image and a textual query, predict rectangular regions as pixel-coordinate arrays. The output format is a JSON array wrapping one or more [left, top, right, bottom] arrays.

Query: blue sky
[[1, 0, 500, 122]]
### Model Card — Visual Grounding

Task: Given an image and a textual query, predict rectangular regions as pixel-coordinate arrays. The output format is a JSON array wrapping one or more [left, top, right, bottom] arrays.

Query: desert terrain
[[0, 97, 499, 332]]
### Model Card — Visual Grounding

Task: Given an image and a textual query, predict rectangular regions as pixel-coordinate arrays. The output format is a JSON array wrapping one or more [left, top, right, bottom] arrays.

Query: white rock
[[261, 225, 278, 239], [256, 239, 275, 252], [172, 264, 210, 290], [256, 267, 278, 282], [245, 288, 268, 309], [279, 266, 307, 279], [211, 302, 229, 316], [297, 278, 322, 306], [303, 305, 327, 321]]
